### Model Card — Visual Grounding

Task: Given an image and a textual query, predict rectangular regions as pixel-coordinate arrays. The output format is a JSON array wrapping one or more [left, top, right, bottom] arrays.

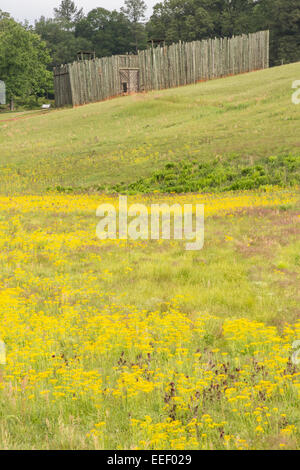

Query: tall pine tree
[[54, 0, 83, 31], [121, 0, 148, 51]]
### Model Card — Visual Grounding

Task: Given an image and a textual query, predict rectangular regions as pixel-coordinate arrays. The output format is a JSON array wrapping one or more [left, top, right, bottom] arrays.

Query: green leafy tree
[[75, 8, 135, 57], [54, 0, 84, 31], [147, 0, 218, 43], [0, 15, 52, 109], [122, 0, 147, 23], [0, 9, 10, 21], [254, 0, 300, 66], [121, 0, 148, 51], [148, 0, 299, 65], [148, 0, 259, 43], [35, 16, 92, 66], [220, 0, 257, 36]]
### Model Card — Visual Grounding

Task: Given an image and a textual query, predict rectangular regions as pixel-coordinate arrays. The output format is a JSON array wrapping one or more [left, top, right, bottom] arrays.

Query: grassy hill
[[0, 62, 300, 194]]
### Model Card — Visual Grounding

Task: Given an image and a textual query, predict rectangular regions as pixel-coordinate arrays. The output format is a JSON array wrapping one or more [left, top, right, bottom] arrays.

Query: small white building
[[0, 80, 6, 105]]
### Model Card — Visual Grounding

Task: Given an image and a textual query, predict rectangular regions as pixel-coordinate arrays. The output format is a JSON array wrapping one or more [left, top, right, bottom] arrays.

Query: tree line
[[0, 0, 299, 107], [36, 0, 300, 67]]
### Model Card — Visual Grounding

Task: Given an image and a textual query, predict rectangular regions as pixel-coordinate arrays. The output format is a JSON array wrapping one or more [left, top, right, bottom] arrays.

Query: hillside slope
[[0, 62, 300, 194]]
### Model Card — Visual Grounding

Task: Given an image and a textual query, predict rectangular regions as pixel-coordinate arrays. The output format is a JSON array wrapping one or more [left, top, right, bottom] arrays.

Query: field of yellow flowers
[[0, 189, 299, 449]]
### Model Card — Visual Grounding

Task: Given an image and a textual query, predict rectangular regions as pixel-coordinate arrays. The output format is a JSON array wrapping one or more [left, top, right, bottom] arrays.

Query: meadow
[[0, 62, 300, 194], [0, 63, 299, 450]]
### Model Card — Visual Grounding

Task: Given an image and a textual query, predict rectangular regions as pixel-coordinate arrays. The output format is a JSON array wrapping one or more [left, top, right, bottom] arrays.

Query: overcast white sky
[[0, 0, 157, 24]]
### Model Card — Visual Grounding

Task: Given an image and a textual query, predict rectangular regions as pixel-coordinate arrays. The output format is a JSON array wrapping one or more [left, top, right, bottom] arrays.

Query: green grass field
[[0, 64, 299, 449], [0, 62, 300, 194]]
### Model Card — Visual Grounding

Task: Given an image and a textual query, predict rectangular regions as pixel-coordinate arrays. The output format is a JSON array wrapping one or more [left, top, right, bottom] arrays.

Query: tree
[[35, 16, 92, 66], [147, 0, 299, 66], [147, 0, 219, 44], [121, 0, 148, 51], [54, 0, 83, 31], [121, 0, 147, 23], [0, 9, 10, 21], [254, 0, 300, 66], [220, 0, 257, 36], [75, 8, 135, 57], [0, 16, 52, 109]]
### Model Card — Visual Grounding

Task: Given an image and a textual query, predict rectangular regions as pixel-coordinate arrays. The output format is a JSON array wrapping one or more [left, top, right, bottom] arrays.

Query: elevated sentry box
[[77, 51, 96, 61], [147, 39, 166, 48], [0, 80, 6, 105], [119, 68, 140, 94]]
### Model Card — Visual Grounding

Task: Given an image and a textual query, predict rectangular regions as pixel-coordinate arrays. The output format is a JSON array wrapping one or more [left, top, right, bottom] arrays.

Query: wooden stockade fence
[[54, 30, 269, 108]]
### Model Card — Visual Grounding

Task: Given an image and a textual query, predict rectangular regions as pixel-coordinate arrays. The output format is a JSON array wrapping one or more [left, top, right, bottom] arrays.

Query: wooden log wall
[[54, 30, 269, 107]]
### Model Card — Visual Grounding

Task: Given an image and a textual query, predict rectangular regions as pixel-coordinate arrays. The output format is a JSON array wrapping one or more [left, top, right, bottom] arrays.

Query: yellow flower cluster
[[0, 189, 299, 449]]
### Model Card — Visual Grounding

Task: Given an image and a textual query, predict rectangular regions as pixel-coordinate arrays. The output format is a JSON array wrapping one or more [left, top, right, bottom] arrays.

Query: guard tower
[[77, 51, 96, 61], [147, 39, 166, 48]]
